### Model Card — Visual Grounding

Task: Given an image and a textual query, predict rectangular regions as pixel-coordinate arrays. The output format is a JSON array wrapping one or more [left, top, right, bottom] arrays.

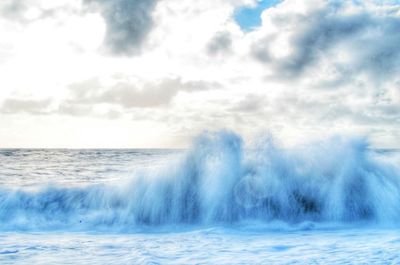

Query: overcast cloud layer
[[0, 0, 399, 148]]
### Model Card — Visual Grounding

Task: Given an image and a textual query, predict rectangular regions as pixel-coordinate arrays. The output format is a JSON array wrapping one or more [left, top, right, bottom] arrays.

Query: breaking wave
[[1, 131, 400, 231]]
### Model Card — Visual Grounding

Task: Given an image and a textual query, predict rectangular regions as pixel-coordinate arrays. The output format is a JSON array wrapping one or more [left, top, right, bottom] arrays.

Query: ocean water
[[1, 131, 400, 264]]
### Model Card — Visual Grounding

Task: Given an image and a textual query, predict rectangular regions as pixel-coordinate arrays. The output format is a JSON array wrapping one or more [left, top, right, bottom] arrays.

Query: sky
[[0, 0, 399, 148]]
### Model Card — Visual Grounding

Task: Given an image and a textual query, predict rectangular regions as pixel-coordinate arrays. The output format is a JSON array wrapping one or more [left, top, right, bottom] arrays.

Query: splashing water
[[1, 131, 399, 231]]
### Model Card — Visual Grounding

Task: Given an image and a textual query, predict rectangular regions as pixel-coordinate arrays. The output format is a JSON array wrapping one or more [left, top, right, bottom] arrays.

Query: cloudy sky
[[0, 0, 399, 148]]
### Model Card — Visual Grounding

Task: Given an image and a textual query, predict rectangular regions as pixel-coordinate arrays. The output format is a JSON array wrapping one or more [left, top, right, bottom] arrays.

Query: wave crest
[[1, 131, 399, 230]]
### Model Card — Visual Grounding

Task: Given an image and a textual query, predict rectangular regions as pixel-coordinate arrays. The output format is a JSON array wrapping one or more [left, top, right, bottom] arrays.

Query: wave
[[1, 131, 400, 231]]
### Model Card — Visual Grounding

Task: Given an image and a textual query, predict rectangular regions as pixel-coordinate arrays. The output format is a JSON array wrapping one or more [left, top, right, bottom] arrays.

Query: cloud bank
[[0, 0, 399, 148]]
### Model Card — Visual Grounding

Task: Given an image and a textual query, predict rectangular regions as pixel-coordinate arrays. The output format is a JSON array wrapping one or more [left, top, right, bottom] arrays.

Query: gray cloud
[[1, 0, 158, 55], [230, 94, 265, 113], [252, 3, 400, 86], [57, 102, 94, 117], [0, 78, 221, 118], [207, 31, 232, 56], [0, 98, 51, 114], [280, 13, 368, 77], [59, 77, 221, 117], [71, 80, 179, 108], [241, 1, 400, 138], [0, 0, 28, 23], [84, 0, 158, 55], [247, 1, 400, 135]]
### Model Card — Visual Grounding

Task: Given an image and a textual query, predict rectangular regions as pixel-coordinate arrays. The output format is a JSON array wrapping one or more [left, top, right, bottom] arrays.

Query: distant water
[[0, 149, 180, 188], [1, 131, 400, 264]]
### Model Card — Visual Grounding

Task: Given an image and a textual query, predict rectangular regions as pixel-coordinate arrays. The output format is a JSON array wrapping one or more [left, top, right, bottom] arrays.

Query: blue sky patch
[[234, 0, 281, 31]]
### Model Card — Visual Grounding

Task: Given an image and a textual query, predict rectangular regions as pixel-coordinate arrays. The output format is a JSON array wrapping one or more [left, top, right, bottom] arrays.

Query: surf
[[0, 131, 399, 231]]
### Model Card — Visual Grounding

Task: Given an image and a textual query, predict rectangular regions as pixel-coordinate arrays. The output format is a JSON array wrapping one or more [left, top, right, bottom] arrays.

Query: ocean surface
[[1, 132, 400, 264]]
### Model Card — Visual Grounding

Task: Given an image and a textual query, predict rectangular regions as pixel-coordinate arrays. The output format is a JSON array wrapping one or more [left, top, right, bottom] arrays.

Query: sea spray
[[0, 131, 399, 231]]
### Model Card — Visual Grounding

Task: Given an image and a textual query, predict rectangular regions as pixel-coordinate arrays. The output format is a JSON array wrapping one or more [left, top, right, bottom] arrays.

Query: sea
[[1, 131, 400, 264]]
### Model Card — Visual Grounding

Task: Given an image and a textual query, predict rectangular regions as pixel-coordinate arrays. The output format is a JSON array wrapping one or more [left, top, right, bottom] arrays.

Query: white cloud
[[0, 0, 399, 148]]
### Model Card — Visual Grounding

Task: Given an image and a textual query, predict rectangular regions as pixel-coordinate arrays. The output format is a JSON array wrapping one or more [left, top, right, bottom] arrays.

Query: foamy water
[[2, 228, 400, 264], [1, 132, 400, 264]]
